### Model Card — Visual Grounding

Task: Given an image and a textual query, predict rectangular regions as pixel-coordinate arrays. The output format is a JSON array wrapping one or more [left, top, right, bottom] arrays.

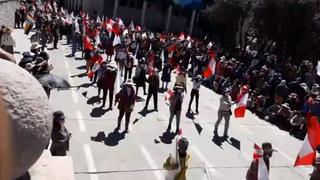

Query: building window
[[119, 0, 128, 7], [129, 0, 135, 8], [136, 1, 143, 9]]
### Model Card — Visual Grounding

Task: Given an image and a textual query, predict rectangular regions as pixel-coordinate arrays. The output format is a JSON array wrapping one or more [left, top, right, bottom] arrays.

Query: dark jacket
[[161, 63, 172, 82], [50, 126, 71, 156], [101, 68, 117, 89], [115, 85, 135, 112], [147, 74, 159, 91]]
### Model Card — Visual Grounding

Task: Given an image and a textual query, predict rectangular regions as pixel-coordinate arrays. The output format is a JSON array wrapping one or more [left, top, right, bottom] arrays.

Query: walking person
[[124, 52, 134, 82], [167, 86, 185, 134], [187, 75, 204, 114], [52, 21, 60, 49], [144, 68, 160, 111], [115, 79, 136, 133], [161, 62, 172, 90], [214, 88, 234, 138], [246, 142, 276, 180], [163, 137, 191, 180], [100, 62, 118, 110], [50, 111, 72, 156], [134, 59, 147, 97]]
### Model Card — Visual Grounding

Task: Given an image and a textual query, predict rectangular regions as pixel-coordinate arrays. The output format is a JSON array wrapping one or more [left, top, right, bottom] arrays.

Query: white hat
[[125, 79, 135, 86]]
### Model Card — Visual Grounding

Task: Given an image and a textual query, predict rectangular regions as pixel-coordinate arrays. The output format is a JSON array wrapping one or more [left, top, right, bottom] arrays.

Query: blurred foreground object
[[0, 60, 52, 179], [0, 47, 16, 63]]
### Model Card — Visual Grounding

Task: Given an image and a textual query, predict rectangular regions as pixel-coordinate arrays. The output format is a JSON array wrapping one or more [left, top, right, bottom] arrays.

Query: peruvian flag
[[203, 50, 216, 78], [178, 32, 185, 41], [251, 144, 270, 180], [234, 91, 249, 118], [112, 23, 121, 36], [253, 144, 263, 160], [294, 116, 320, 166], [83, 36, 94, 51]]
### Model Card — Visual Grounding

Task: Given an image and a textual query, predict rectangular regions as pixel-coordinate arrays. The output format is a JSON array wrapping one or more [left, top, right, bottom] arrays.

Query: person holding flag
[[246, 142, 276, 180], [167, 85, 185, 134], [214, 88, 235, 138], [187, 75, 204, 114]]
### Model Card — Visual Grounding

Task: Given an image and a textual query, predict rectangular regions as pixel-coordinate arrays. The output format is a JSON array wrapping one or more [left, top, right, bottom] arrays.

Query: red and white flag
[[252, 144, 269, 180], [178, 32, 185, 41], [253, 143, 263, 160], [294, 116, 320, 166], [203, 50, 216, 78], [234, 92, 249, 118]]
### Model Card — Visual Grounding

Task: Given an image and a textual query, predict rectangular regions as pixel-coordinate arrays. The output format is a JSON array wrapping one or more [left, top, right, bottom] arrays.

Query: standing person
[[134, 59, 147, 96], [0, 27, 15, 54], [40, 25, 49, 51], [115, 79, 136, 133], [124, 52, 134, 82], [163, 137, 191, 180], [161, 61, 172, 90], [101, 62, 118, 110], [144, 68, 160, 111], [246, 142, 276, 180], [50, 111, 72, 156], [15, 9, 21, 29], [52, 21, 60, 49], [310, 146, 320, 180], [187, 75, 204, 114], [167, 86, 185, 134], [214, 88, 233, 138]]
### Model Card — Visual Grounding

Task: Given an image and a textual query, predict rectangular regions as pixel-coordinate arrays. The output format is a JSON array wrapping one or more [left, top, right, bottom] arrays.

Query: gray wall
[[0, 0, 19, 27]]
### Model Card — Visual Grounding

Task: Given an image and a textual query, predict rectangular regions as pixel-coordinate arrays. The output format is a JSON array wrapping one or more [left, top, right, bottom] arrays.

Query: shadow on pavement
[[193, 122, 203, 135], [70, 72, 87, 78], [138, 109, 156, 117], [91, 130, 125, 146], [90, 107, 109, 117], [87, 96, 101, 105], [135, 96, 145, 102], [159, 130, 176, 144], [212, 134, 225, 149], [227, 137, 241, 150], [75, 57, 84, 60], [76, 65, 87, 70]]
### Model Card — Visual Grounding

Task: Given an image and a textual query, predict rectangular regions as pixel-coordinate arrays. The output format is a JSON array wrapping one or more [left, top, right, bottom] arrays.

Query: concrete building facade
[[0, 0, 19, 27], [64, 0, 199, 34]]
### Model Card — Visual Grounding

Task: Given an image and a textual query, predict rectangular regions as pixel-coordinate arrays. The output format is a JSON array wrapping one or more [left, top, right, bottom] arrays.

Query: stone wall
[[0, 0, 19, 27]]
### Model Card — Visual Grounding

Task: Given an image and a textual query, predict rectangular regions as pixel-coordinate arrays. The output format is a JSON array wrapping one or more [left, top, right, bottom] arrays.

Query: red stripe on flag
[[203, 66, 213, 78], [234, 106, 246, 118], [294, 151, 316, 166]]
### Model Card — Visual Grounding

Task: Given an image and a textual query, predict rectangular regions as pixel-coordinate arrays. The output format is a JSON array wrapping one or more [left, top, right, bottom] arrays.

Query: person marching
[[187, 75, 204, 114], [246, 142, 276, 180], [167, 85, 185, 134], [214, 88, 234, 138], [163, 137, 191, 180], [124, 52, 134, 82], [161, 61, 172, 90], [134, 59, 147, 96], [115, 79, 136, 133], [99, 62, 118, 110], [144, 68, 160, 111], [50, 111, 72, 156]]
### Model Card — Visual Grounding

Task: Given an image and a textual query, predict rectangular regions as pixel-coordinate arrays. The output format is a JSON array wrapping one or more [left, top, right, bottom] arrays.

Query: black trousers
[[102, 88, 114, 108], [136, 83, 146, 96], [188, 89, 199, 111], [53, 36, 59, 48], [124, 67, 132, 81], [117, 110, 131, 130], [145, 89, 158, 109]]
